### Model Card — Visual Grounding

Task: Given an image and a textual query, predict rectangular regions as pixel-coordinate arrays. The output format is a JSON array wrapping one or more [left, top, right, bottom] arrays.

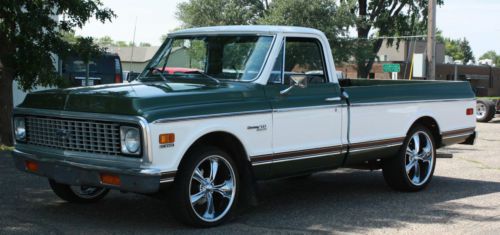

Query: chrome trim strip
[[160, 178, 175, 183], [251, 151, 342, 166], [273, 104, 342, 113], [442, 132, 474, 140], [350, 98, 476, 107], [349, 143, 402, 153], [325, 97, 342, 102], [153, 109, 273, 124]]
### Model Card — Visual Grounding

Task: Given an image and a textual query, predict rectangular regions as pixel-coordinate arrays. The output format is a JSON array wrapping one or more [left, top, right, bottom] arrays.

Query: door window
[[284, 38, 328, 84]]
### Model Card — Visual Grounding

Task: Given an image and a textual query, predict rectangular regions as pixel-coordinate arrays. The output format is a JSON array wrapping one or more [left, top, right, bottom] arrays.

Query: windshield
[[139, 35, 273, 82]]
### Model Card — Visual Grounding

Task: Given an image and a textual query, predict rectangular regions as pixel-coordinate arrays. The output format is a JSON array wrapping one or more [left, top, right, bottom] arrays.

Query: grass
[[0, 145, 14, 151]]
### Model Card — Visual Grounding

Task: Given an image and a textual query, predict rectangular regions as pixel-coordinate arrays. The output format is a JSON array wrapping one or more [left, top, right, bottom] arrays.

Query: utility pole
[[427, 0, 437, 80]]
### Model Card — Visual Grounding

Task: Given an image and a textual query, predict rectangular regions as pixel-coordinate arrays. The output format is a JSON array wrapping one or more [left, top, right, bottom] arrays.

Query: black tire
[[49, 180, 109, 203], [476, 99, 496, 122], [382, 125, 436, 192], [170, 146, 240, 227]]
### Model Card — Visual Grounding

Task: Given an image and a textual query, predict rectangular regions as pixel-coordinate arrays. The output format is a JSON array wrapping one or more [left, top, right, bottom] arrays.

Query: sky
[[75, 0, 500, 58]]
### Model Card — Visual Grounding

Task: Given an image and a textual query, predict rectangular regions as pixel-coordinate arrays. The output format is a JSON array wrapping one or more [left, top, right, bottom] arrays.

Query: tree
[[479, 50, 500, 66], [258, 0, 352, 63], [176, 0, 443, 78], [97, 36, 114, 48], [0, 0, 114, 145], [460, 38, 474, 64], [444, 37, 475, 64], [139, 42, 151, 47], [115, 41, 129, 47], [176, 0, 266, 27], [339, 0, 444, 78]]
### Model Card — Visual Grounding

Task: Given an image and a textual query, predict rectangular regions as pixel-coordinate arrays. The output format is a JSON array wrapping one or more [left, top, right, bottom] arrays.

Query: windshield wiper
[[145, 67, 168, 82]]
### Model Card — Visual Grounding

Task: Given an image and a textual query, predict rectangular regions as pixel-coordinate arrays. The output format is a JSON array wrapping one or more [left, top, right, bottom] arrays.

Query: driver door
[[264, 37, 344, 177]]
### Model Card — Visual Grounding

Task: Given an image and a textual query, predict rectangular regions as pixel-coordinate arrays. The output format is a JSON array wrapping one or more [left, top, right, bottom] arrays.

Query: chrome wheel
[[405, 131, 434, 186], [70, 186, 107, 199], [476, 102, 486, 119], [189, 155, 236, 223]]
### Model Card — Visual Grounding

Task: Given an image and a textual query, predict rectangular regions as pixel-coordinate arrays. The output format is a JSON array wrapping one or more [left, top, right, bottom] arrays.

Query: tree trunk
[[0, 69, 14, 146], [356, 38, 384, 79]]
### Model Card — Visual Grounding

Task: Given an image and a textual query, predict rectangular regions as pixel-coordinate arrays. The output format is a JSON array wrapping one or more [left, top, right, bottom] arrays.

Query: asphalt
[[1, 116, 499, 234]]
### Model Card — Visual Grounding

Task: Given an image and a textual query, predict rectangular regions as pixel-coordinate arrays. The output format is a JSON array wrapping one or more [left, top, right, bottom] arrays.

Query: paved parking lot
[[1, 116, 499, 234]]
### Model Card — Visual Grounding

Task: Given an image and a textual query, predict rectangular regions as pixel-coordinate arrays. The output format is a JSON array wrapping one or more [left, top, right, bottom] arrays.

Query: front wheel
[[382, 125, 436, 192], [49, 180, 109, 203], [170, 146, 239, 227]]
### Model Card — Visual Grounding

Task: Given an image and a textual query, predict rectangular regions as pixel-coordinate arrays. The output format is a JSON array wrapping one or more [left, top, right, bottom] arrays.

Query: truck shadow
[[15, 169, 500, 234]]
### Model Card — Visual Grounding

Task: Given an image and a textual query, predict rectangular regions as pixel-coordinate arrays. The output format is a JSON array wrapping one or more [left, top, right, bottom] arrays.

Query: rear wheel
[[171, 146, 239, 227], [49, 180, 109, 203], [476, 99, 496, 122], [382, 125, 436, 192]]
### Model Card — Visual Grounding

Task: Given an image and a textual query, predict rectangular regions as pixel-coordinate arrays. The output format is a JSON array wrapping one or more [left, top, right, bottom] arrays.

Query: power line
[[339, 35, 428, 40]]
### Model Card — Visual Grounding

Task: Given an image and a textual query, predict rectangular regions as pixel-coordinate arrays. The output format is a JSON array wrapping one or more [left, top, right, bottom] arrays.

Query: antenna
[[129, 16, 137, 71]]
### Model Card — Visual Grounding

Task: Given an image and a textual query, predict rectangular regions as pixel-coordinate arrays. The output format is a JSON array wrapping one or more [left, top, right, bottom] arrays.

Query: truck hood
[[19, 81, 269, 122]]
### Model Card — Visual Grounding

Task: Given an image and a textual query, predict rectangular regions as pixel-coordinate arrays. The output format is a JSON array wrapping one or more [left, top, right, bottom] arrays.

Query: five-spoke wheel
[[404, 131, 434, 186], [171, 146, 239, 227], [189, 155, 236, 223], [383, 125, 436, 191]]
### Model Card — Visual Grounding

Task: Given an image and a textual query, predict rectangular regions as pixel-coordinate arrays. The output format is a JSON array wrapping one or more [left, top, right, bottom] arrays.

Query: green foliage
[[258, 0, 352, 63], [480, 51, 500, 66], [444, 37, 475, 63], [95, 36, 150, 48], [175, 0, 442, 77], [341, 0, 444, 77], [0, 145, 14, 151], [0, 0, 115, 91], [460, 38, 474, 63], [176, 0, 265, 27]]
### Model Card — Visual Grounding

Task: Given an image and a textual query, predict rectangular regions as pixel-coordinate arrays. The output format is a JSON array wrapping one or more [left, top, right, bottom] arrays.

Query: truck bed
[[339, 79, 476, 104]]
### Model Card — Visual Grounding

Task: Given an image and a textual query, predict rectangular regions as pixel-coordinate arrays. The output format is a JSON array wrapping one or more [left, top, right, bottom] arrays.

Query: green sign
[[383, 63, 401, 73]]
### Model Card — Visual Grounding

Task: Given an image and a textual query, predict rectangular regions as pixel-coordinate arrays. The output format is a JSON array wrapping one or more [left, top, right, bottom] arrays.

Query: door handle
[[325, 97, 341, 102]]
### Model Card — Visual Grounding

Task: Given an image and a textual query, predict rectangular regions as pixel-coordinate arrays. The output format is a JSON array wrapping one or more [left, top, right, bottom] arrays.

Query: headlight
[[120, 126, 141, 155], [14, 117, 26, 141]]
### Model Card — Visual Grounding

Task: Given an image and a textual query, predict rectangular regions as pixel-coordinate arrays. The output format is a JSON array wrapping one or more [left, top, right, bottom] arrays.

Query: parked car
[[12, 26, 476, 227], [62, 53, 123, 86]]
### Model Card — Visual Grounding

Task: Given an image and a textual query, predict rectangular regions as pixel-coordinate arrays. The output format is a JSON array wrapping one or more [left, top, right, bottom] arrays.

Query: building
[[107, 46, 160, 72], [337, 39, 445, 80], [107, 46, 192, 73]]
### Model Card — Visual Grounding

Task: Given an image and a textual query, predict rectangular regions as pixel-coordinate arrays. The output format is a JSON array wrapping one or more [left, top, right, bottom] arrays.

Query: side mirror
[[280, 75, 308, 95]]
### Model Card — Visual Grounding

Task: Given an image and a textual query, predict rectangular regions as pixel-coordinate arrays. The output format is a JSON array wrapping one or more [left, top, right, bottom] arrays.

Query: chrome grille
[[25, 116, 122, 156]]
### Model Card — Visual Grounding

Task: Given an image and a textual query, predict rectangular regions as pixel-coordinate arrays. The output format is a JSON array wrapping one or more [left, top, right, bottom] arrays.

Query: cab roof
[[169, 25, 325, 36]]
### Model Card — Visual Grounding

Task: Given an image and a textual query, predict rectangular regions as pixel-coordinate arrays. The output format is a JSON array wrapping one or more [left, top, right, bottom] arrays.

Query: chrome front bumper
[[12, 149, 175, 194]]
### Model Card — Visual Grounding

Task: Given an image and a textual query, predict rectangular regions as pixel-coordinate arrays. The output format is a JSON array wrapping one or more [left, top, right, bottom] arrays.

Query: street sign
[[383, 63, 401, 73]]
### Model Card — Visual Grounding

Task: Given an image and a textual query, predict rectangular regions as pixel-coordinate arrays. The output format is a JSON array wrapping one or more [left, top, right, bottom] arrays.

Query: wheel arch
[[407, 116, 442, 148]]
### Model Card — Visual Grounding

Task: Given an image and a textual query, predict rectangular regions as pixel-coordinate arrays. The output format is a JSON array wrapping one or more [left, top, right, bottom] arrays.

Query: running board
[[436, 153, 453, 158]]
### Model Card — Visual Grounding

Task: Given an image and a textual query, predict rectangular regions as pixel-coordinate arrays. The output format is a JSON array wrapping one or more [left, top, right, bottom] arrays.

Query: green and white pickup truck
[[12, 26, 477, 227]]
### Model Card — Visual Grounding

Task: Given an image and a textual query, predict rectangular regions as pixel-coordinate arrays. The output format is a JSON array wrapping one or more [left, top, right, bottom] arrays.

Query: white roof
[[170, 25, 324, 36]]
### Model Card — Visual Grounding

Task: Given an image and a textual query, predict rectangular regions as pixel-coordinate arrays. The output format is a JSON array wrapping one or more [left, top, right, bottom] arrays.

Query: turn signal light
[[100, 173, 121, 186], [159, 133, 175, 144], [25, 160, 38, 172], [466, 108, 474, 116]]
